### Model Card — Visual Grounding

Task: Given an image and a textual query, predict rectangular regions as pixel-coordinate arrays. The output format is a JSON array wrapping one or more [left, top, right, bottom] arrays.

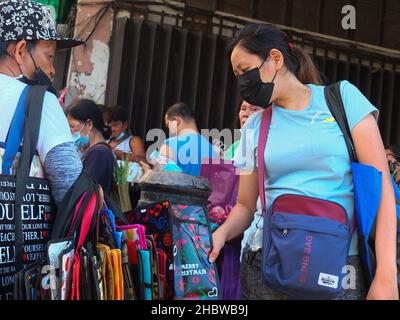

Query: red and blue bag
[[258, 107, 354, 300]]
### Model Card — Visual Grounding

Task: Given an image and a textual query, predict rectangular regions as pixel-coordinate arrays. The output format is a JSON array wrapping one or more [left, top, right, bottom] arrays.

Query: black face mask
[[3, 47, 56, 94], [17, 75, 37, 86], [18, 73, 57, 95], [26, 50, 57, 95], [237, 58, 277, 107]]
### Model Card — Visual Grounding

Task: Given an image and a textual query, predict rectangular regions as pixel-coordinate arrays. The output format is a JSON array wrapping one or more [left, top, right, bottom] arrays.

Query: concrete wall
[[65, 0, 114, 106]]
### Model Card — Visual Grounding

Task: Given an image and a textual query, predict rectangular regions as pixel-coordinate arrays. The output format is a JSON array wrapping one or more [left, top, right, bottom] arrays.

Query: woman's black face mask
[[237, 56, 277, 107]]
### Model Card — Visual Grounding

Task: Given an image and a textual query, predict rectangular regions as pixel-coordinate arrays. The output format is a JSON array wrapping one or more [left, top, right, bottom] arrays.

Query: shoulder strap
[[1, 86, 29, 175], [14, 85, 48, 272], [17, 86, 49, 174], [257, 107, 273, 217], [324, 82, 358, 162], [324, 82, 358, 232]]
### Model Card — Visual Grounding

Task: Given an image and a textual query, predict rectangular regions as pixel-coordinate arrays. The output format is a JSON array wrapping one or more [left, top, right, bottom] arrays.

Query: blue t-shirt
[[234, 81, 379, 256], [165, 133, 218, 176]]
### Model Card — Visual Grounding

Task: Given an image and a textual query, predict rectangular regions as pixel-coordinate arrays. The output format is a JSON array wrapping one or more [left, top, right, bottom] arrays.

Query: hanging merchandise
[[126, 200, 220, 300], [156, 248, 167, 299], [146, 235, 160, 299], [0, 86, 56, 301], [170, 204, 219, 300], [0, 77, 133, 301], [126, 201, 174, 299], [13, 166, 133, 301], [121, 241, 136, 300], [96, 243, 114, 300]]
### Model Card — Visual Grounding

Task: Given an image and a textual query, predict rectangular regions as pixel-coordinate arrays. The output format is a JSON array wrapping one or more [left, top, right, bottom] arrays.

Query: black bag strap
[[14, 85, 48, 272], [324, 81, 358, 163]]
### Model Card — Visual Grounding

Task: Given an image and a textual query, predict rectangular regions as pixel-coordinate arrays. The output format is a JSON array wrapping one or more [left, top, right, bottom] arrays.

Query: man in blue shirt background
[[159, 102, 218, 176]]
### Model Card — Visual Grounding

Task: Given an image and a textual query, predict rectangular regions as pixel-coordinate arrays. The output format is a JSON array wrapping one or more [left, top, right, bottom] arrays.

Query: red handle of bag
[[76, 192, 98, 250], [70, 192, 97, 300], [257, 107, 273, 217], [70, 253, 80, 300]]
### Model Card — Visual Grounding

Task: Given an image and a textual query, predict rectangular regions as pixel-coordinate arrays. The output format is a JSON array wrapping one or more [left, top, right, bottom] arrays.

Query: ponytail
[[290, 45, 322, 85]]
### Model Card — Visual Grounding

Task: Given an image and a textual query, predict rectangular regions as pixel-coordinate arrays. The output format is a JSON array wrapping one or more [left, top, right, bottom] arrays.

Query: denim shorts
[[240, 246, 367, 300]]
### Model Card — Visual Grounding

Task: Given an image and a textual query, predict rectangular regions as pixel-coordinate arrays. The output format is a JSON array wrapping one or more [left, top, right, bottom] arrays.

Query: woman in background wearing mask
[[66, 99, 114, 194], [108, 106, 147, 163]]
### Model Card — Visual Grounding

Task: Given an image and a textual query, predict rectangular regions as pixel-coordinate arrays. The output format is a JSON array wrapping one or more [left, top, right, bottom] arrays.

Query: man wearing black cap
[[0, 0, 83, 206], [0, 0, 85, 300]]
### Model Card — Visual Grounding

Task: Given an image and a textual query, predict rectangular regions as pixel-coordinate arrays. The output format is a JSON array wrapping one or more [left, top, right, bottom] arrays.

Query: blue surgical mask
[[72, 122, 90, 150]]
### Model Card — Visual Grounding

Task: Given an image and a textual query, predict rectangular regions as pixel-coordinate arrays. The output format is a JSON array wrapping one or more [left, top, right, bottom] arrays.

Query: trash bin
[[138, 170, 211, 207]]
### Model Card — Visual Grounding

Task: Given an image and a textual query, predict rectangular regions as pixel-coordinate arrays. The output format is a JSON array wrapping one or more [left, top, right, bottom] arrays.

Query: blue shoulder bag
[[258, 91, 355, 300]]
